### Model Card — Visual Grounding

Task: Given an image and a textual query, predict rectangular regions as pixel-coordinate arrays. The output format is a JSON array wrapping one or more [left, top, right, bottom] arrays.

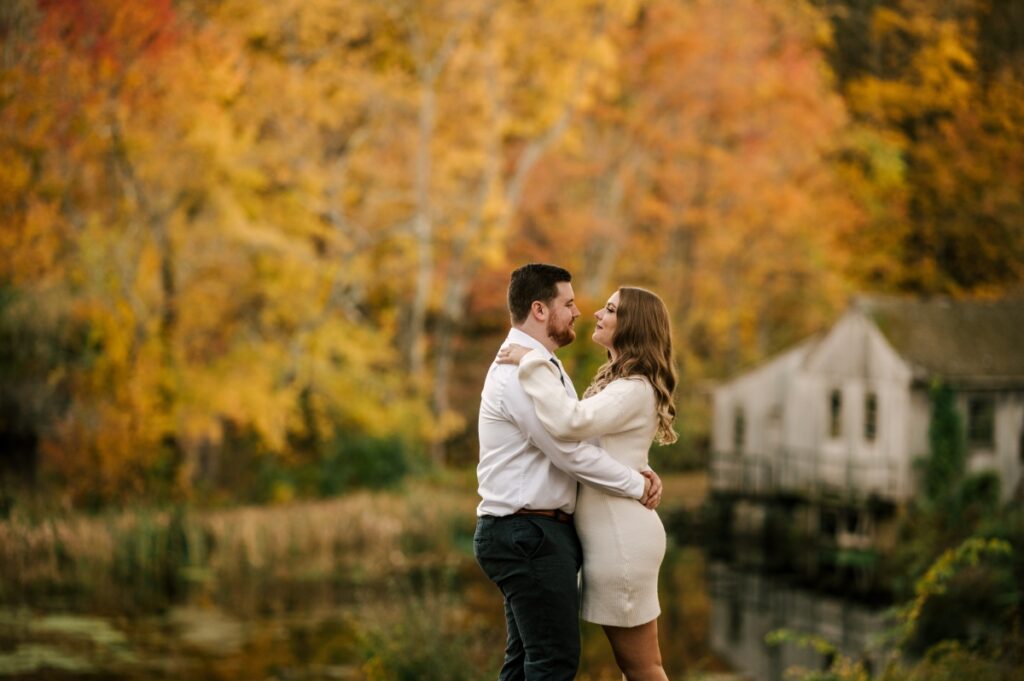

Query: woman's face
[[592, 290, 620, 353]]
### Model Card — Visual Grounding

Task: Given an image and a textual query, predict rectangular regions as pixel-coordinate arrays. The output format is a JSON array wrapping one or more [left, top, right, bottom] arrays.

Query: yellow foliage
[[2, 0, 1019, 501]]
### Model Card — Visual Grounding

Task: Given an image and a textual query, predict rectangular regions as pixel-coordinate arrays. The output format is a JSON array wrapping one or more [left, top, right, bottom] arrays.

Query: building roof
[[856, 295, 1024, 387]]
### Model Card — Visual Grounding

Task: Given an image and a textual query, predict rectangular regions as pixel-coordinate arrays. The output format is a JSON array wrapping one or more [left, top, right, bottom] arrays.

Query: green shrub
[[771, 537, 1019, 681], [319, 435, 412, 495], [922, 381, 965, 508], [110, 506, 196, 610]]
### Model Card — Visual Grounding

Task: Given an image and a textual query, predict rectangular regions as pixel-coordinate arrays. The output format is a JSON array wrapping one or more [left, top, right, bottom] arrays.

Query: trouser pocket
[[509, 517, 546, 559]]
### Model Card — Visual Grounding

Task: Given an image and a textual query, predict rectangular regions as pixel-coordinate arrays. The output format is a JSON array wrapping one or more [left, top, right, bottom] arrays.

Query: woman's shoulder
[[609, 371, 654, 386], [603, 374, 656, 399]]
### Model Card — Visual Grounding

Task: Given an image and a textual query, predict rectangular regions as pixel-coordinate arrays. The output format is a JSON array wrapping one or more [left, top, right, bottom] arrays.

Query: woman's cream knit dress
[[518, 351, 666, 628]]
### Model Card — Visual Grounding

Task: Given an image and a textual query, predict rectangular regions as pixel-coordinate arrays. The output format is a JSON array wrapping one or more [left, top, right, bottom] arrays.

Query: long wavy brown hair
[[583, 287, 678, 445]]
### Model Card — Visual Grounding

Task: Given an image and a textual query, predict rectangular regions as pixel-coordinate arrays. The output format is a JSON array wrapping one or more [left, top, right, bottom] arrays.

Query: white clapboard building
[[711, 296, 1024, 506]]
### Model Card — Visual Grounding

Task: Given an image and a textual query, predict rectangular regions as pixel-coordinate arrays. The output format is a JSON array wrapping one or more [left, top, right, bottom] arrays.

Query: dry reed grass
[[661, 471, 709, 510], [0, 480, 479, 599]]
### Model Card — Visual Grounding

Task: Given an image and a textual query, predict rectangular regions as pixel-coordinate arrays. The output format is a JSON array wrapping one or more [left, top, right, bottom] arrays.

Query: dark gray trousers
[[473, 515, 583, 681]]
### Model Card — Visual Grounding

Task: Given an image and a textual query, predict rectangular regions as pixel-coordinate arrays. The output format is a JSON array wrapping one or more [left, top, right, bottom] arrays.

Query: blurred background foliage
[[0, 0, 1021, 506]]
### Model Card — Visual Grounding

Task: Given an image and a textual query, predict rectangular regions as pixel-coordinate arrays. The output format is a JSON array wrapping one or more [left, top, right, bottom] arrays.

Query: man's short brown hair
[[508, 263, 572, 324]]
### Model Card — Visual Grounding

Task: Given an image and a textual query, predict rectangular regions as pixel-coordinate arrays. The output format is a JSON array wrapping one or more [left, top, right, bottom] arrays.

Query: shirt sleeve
[[517, 350, 650, 441], [503, 369, 646, 499]]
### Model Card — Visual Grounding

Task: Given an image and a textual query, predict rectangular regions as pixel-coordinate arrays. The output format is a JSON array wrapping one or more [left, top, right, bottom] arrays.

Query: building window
[[967, 397, 995, 447], [733, 408, 746, 452], [1019, 425, 1023, 463], [820, 508, 838, 539], [865, 392, 877, 442], [728, 597, 743, 643], [829, 389, 842, 438]]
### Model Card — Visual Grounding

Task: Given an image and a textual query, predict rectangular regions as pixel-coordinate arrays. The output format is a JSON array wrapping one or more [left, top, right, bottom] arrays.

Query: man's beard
[[547, 316, 576, 347]]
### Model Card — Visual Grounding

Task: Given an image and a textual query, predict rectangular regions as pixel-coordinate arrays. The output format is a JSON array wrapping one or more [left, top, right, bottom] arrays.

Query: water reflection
[[0, 550, 889, 679], [708, 561, 889, 681], [0, 565, 501, 680]]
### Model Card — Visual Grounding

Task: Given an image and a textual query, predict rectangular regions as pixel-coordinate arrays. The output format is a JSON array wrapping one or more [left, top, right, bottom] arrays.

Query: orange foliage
[[513, 0, 855, 380], [0, 0, 1020, 502]]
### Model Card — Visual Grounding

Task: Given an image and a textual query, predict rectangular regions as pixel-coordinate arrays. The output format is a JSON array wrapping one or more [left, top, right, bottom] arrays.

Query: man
[[474, 263, 662, 680]]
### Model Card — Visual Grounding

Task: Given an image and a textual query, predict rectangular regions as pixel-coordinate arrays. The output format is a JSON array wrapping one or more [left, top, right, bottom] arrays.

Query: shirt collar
[[506, 327, 556, 360]]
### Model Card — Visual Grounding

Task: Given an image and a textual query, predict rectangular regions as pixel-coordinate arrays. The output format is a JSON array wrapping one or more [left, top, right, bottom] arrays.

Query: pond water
[[0, 543, 887, 680]]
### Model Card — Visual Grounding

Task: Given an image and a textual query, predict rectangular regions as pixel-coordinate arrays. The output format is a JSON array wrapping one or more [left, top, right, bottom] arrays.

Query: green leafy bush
[[319, 435, 412, 494], [770, 537, 1019, 681]]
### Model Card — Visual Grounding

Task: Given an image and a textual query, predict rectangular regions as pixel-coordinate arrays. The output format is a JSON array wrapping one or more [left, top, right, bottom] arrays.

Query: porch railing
[[710, 449, 906, 502]]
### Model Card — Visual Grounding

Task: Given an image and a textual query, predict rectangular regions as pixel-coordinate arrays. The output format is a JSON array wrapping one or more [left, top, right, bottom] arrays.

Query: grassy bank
[[0, 472, 717, 680], [0, 472, 481, 613], [0, 471, 709, 609]]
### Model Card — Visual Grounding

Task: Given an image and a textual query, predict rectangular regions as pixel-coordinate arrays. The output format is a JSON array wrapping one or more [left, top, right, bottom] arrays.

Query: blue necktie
[[550, 357, 566, 387]]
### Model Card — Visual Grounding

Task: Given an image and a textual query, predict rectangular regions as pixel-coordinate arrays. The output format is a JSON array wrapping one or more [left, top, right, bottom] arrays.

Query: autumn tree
[[1, 0, 203, 501], [515, 0, 854, 368], [0, 0, 415, 502], [2, 0, 1020, 501], [818, 0, 1024, 293]]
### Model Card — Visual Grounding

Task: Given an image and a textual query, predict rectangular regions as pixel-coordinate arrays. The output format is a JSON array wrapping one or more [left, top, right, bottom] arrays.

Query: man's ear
[[530, 300, 547, 321]]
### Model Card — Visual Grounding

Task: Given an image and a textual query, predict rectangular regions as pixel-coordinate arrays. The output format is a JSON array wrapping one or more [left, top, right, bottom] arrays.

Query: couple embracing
[[474, 263, 677, 681]]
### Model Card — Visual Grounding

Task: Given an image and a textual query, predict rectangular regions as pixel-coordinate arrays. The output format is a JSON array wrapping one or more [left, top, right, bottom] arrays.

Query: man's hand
[[640, 470, 663, 510]]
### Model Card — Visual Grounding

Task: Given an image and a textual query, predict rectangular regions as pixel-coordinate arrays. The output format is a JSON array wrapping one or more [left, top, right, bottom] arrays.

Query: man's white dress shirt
[[476, 328, 646, 517]]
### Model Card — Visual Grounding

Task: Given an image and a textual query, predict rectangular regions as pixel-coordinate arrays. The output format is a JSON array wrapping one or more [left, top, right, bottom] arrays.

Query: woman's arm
[[516, 350, 649, 440]]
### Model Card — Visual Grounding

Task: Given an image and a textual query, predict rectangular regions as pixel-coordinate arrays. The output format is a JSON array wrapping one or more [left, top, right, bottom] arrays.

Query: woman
[[497, 286, 677, 681]]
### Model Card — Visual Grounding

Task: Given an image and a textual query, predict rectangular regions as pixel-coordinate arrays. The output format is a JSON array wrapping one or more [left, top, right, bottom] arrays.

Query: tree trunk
[[428, 56, 582, 463], [582, 157, 633, 299], [406, 78, 436, 382]]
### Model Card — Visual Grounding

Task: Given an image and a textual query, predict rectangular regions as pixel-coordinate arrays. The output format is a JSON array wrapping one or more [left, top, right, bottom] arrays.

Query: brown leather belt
[[512, 508, 574, 524]]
